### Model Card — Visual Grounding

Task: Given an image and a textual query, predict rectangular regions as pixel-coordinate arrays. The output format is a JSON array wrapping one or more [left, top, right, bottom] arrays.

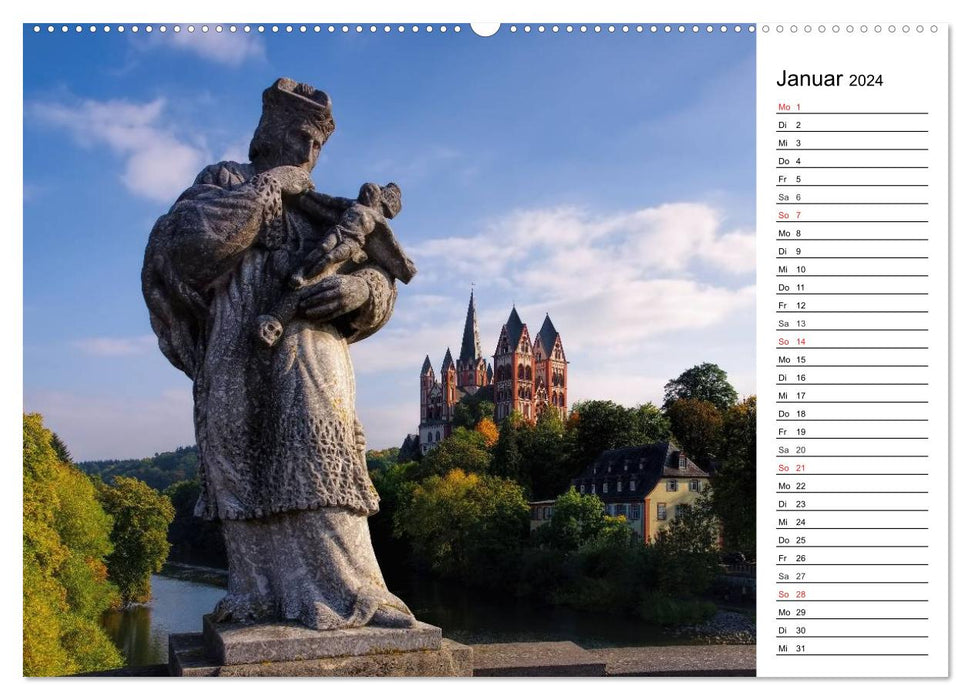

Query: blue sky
[[23, 25, 755, 460]]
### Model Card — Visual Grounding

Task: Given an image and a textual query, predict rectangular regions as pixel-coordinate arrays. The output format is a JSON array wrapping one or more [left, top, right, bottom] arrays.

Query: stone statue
[[142, 78, 418, 632]]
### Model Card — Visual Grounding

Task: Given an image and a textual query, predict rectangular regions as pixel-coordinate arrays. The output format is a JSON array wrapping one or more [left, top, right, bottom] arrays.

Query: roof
[[441, 348, 455, 372], [504, 306, 525, 346], [571, 442, 710, 503], [458, 289, 483, 363], [420, 355, 434, 375], [486, 363, 494, 381], [536, 314, 560, 355]]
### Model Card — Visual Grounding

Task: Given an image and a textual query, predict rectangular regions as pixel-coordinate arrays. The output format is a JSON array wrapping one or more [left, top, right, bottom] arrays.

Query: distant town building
[[570, 442, 711, 543], [528, 499, 556, 532], [418, 290, 568, 455]]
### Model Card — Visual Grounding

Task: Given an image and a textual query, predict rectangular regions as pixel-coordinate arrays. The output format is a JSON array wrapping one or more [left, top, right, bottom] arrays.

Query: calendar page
[[17, 7, 953, 686]]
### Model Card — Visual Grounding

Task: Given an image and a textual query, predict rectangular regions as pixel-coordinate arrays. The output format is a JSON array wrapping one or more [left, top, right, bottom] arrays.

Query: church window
[[427, 432, 432, 442], [435, 431, 441, 441]]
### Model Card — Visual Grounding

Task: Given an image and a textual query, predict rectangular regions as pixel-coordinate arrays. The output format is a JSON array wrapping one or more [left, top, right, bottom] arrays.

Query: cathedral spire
[[458, 288, 482, 363]]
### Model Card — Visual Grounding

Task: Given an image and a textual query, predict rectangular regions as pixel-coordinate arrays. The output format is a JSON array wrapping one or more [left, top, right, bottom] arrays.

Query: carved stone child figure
[[256, 182, 404, 348]]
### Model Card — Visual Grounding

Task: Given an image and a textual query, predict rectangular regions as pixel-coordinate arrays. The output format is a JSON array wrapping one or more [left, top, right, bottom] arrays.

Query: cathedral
[[417, 291, 568, 455]]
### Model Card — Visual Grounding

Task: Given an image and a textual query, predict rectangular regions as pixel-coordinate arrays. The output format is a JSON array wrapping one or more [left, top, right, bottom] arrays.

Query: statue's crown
[[261, 77, 335, 137]]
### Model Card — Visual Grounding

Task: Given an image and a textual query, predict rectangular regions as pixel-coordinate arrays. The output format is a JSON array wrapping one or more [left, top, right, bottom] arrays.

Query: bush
[[636, 593, 717, 625]]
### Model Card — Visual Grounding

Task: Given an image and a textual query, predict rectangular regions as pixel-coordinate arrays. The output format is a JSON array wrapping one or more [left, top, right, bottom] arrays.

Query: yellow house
[[570, 442, 711, 543]]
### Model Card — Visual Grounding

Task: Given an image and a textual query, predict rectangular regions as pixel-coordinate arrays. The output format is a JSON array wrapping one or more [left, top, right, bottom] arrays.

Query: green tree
[[665, 398, 724, 470], [521, 406, 573, 499], [394, 469, 529, 588], [629, 403, 671, 444], [491, 414, 526, 485], [451, 390, 496, 430], [567, 400, 669, 474], [651, 490, 721, 596], [418, 427, 491, 479], [568, 400, 635, 472], [96, 476, 175, 604], [23, 414, 123, 676], [163, 480, 227, 568], [712, 396, 757, 558], [535, 487, 615, 552], [663, 362, 738, 411]]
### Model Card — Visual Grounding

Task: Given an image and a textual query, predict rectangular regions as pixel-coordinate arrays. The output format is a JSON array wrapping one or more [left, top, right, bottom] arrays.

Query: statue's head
[[249, 78, 335, 172]]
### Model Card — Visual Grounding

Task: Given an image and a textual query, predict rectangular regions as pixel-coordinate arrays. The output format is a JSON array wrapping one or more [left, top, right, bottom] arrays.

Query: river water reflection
[[102, 570, 677, 667]]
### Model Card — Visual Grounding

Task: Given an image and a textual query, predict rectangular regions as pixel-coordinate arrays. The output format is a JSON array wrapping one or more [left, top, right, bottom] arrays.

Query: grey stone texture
[[203, 615, 442, 665], [169, 634, 473, 677], [471, 641, 606, 676], [141, 77, 418, 634], [591, 645, 756, 676]]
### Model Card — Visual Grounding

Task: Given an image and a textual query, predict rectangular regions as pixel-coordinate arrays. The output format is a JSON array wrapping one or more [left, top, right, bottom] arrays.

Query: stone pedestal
[[169, 616, 472, 677]]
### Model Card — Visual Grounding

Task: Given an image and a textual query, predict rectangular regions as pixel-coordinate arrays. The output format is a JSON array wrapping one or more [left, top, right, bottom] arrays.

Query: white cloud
[[25, 388, 194, 461], [414, 202, 755, 283], [145, 30, 264, 67], [72, 335, 158, 357], [28, 97, 207, 202]]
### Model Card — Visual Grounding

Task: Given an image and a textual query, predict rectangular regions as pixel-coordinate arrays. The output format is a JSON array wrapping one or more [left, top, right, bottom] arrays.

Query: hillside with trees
[[78, 445, 199, 492]]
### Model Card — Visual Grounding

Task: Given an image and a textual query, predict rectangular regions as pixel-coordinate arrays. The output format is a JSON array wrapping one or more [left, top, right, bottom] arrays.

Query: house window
[[679, 453, 687, 470], [690, 479, 700, 492], [629, 504, 641, 520], [666, 480, 678, 492], [657, 503, 667, 521], [602, 482, 608, 494], [675, 504, 687, 519], [629, 480, 636, 491], [579, 484, 585, 494], [543, 507, 552, 520], [616, 480, 622, 492]]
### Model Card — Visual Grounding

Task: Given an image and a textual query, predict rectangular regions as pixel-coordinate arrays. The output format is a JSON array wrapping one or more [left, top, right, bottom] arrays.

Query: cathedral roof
[[442, 348, 455, 372], [536, 314, 560, 355], [504, 306, 525, 345], [421, 355, 434, 375], [458, 289, 483, 363], [487, 363, 494, 382]]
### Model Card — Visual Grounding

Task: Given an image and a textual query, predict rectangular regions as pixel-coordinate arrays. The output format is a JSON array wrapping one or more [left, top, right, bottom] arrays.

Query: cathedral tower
[[456, 289, 490, 392], [533, 314, 568, 420], [493, 307, 536, 421]]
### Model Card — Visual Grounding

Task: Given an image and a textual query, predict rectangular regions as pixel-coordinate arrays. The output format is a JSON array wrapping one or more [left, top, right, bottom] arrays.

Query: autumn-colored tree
[[23, 413, 122, 676], [96, 476, 175, 604], [474, 417, 499, 447]]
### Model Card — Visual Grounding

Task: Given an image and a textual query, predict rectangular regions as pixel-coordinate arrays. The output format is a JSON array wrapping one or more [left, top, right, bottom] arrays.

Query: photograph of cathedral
[[416, 292, 568, 455]]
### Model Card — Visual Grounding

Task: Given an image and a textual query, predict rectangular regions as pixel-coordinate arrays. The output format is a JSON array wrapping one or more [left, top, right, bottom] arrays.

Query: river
[[102, 566, 684, 668]]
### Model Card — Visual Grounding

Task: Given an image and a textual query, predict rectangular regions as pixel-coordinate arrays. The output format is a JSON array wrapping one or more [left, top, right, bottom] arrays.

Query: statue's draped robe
[[143, 161, 412, 628]]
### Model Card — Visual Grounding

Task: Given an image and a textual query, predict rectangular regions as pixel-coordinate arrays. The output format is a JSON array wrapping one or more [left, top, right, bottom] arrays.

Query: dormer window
[[678, 453, 687, 470]]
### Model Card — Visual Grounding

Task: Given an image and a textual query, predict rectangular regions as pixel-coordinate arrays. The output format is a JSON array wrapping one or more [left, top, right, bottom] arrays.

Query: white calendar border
[[4, 0, 967, 696]]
